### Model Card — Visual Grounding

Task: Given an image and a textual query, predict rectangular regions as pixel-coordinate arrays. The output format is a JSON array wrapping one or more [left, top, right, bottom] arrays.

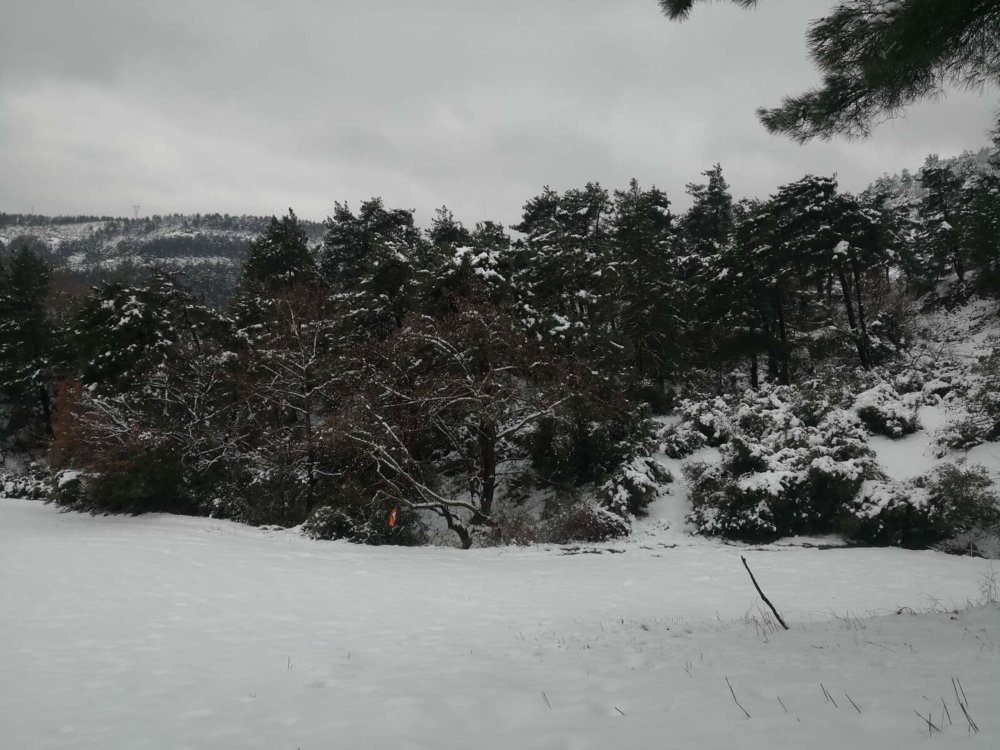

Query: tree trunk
[[772, 291, 790, 386], [37, 384, 53, 437], [953, 255, 966, 282], [440, 506, 473, 550], [301, 374, 317, 516], [850, 259, 869, 340], [477, 418, 497, 518], [837, 269, 871, 370]]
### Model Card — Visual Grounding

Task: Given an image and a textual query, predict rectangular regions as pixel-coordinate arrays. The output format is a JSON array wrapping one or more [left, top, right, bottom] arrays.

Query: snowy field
[[1, 497, 997, 750]]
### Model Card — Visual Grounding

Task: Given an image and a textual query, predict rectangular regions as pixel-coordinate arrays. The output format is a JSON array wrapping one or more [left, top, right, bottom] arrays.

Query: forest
[[2, 136, 999, 550]]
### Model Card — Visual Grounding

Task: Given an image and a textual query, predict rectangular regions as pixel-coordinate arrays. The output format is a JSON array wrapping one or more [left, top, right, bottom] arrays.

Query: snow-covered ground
[[2, 497, 997, 749]]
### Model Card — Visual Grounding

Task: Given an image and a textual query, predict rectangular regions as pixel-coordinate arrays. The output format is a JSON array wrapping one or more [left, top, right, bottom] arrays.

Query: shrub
[[867, 309, 909, 364], [48, 469, 87, 507], [936, 414, 993, 452], [543, 499, 631, 544], [938, 343, 1000, 450], [601, 456, 671, 518], [934, 528, 1000, 559], [302, 505, 357, 540], [853, 383, 920, 437], [0, 462, 49, 499], [629, 379, 675, 414], [212, 464, 312, 528], [480, 510, 539, 546], [526, 406, 653, 486], [686, 407, 882, 541], [656, 396, 736, 459], [303, 501, 426, 546], [658, 420, 707, 459], [842, 463, 999, 548], [682, 397, 733, 447], [80, 444, 201, 516], [685, 460, 780, 540]]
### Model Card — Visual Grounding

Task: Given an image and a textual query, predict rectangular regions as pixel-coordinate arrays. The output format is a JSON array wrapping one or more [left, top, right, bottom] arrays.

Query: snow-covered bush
[[212, 462, 320, 529], [938, 343, 1000, 450], [0, 463, 49, 500], [934, 528, 1000, 559], [842, 463, 999, 548], [48, 469, 87, 507], [543, 499, 631, 544], [658, 421, 707, 459], [303, 503, 426, 546], [852, 383, 920, 437], [687, 406, 882, 541], [525, 402, 655, 488], [936, 415, 992, 452], [682, 397, 734, 447], [785, 378, 852, 427], [302, 506, 357, 540], [657, 397, 735, 459], [601, 456, 671, 518]]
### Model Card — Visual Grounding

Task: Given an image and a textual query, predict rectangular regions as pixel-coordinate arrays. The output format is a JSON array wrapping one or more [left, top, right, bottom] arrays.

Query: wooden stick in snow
[[726, 677, 751, 719], [741, 556, 789, 631]]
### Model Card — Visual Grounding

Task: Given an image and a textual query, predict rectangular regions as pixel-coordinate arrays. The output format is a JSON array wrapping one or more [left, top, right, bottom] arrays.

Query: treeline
[[1, 139, 998, 547], [0, 213, 119, 227]]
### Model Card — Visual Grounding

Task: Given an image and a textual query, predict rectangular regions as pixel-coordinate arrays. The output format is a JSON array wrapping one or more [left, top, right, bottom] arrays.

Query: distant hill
[[0, 213, 326, 305]]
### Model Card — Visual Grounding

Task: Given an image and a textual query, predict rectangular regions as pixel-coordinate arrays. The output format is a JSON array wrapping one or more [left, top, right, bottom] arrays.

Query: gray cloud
[[1, 0, 996, 225]]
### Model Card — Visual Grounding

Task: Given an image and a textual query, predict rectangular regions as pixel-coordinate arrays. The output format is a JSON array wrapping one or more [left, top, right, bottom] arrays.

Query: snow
[[869, 404, 1000, 483], [55, 470, 83, 488], [2, 498, 997, 749], [868, 405, 950, 481]]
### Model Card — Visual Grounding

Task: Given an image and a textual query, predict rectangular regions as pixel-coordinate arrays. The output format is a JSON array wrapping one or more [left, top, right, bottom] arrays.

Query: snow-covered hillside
[[1, 497, 997, 749], [0, 214, 326, 304]]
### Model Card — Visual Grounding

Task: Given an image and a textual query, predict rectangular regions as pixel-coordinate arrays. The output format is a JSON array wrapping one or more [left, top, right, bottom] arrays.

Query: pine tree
[[609, 179, 684, 401], [242, 208, 317, 291], [511, 183, 615, 357], [917, 156, 967, 282], [766, 174, 884, 370], [659, 0, 1000, 142], [960, 163, 1000, 290], [0, 244, 54, 436], [680, 164, 735, 266], [69, 270, 229, 394], [320, 198, 424, 338]]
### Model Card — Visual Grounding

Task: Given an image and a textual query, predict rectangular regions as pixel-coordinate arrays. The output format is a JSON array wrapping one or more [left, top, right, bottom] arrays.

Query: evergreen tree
[[242, 208, 316, 290], [427, 206, 472, 249], [917, 156, 967, 282], [320, 198, 425, 337], [960, 164, 1000, 290], [766, 175, 884, 370], [659, 0, 1000, 141], [680, 164, 735, 265], [0, 245, 54, 437], [609, 179, 684, 402], [69, 270, 230, 394], [512, 183, 615, 357]]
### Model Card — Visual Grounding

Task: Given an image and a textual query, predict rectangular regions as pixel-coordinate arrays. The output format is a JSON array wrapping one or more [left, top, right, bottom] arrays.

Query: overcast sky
[[1, 0, 997, 226]]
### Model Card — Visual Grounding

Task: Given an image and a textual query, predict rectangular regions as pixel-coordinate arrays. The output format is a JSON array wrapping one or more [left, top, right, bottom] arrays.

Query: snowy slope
[[1, 498, 996, 749]]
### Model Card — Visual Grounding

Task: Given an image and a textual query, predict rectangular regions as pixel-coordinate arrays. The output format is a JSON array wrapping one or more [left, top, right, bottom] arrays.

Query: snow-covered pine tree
[[242, 208, 317, 291], [0, 243, 54, 438], [511, 183, 616, 360], [608, 179, 684, 405], [659, 1, 1000, 142], [320, 198, 425, 339], [917, 156, 967, 282]]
